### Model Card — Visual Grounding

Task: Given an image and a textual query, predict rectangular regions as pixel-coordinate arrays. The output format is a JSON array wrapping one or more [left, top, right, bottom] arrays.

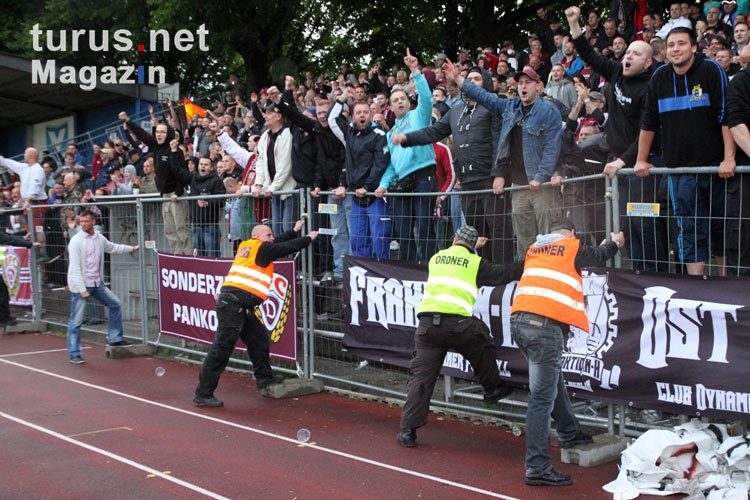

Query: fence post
[[136, 197, 149, 344], [28, 206, 43, 322]]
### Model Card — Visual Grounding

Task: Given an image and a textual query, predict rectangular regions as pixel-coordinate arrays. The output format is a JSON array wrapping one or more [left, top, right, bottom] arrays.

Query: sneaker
[[108, 340, 133, 347], [525, 468, 572, 486], [396, 428, 417, 448], [256, 374, 284, 389], [320, 271, 335, 285], [390, 240, 400, 251], [483, 384, 514, 403], [0, 317, 18, 326], [193, 395, 224, 407], [332, 275, 343, 287], [70, 356, 86, 364], [559, 431, 594, 449]]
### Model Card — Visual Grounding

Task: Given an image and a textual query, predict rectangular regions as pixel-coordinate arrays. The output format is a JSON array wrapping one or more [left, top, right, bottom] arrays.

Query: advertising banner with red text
[[157, 252, 297, 361]]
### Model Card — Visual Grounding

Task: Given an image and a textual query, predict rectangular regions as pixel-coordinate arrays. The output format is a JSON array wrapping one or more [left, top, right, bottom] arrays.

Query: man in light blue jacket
[[376, 48, 438, 262], [444, 60, 563, 256]]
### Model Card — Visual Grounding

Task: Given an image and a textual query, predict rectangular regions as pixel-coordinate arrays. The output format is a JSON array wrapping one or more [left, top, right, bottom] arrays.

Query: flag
[[182, 98, 207, 121]]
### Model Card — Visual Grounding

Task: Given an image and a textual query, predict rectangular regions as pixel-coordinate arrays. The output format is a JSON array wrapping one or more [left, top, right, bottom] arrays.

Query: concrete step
[[560, 433, 629, 467], [262, 378, 325, 399], [105, 344, 156, 359]]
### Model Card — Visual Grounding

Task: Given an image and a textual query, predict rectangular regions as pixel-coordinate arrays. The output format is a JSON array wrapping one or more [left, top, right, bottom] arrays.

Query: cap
[[101, 148, 114, 155], [589, 91, 606, 103], [455, 225, 479, 248], [263, 100, 281, 113], [549, 217, 576, 232], [516, 67, 541, 83], [435, 52, 448, 60], [108, 164, 121, 173], [643, 26, 655, 33]]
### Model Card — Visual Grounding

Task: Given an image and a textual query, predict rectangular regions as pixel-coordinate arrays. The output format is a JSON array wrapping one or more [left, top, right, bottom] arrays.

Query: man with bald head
[[0, 147, 48, 206], [566, 5, 668, 272]]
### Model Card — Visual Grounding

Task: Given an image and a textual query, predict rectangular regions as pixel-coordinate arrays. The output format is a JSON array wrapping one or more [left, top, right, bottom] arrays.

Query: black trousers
[[0, 279, 10, 322], [195, 293, 273, 398], [400, 315, 503, 430]]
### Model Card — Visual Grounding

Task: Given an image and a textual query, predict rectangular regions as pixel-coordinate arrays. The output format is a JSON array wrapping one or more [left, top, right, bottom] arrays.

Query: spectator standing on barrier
[[725, 63, 750, 274], [444, 60, 564, 257], [392, 65, 515, 265], [193, 220, 318, 407], [566, 6, 669, 272], [510, 217, 624, 486], [328, 86, 392, 260], [635, 27, 734, 276], [119, 111, 192, 255], [66, 209, 139, 364], [253, 100, 298, 236], [376, 48, 439, 262], [397, 225, 521, 448], [0, 234, 41, 326]]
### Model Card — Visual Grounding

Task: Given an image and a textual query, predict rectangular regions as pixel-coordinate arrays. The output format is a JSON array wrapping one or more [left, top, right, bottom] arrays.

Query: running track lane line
[[0, 411, 231, 500], [0, 357, 520, 500]]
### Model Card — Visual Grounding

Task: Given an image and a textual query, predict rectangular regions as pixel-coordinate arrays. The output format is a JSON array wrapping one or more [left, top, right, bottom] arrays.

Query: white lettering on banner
[[696, 384, 750, 414], [473, 285, 516, 347], [161, 268, 224, 295], [348, 266, 425, 328], [637, 286, 743, 369], [656, 382, 693, 405], [440, 351, 512, 378], [172, 303, 218, 330]]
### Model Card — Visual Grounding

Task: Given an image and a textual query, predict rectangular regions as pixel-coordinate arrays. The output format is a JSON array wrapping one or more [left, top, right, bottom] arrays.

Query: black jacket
[[168, 152, 226, 224], [574, 34, 658, 166], [402, 67, 501, 183], [276, 94, 345, 191], [328, 100, 390, 192], [277, 91, 318, 188], [642, 53, 727, 168]]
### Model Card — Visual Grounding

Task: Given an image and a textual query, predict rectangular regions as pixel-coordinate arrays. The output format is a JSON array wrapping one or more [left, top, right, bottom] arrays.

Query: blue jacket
[[380, 73, 435, 188], [460, 81, 562, 184]]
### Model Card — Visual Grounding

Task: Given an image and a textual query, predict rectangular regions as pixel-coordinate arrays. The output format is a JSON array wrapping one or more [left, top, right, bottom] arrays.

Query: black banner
[[342, 256, 750, 419]]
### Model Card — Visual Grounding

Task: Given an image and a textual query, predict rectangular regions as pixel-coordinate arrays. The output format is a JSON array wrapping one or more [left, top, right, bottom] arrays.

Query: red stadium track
[[0, 332, 671, 500]]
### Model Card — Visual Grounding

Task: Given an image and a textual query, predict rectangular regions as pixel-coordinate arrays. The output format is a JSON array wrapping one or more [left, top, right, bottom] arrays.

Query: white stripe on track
[[0, 410, 231, 500], [0, 357, 520, 500]]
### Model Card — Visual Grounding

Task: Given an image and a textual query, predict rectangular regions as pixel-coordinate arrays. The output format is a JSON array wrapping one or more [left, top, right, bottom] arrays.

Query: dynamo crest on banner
[[563, 271, 622, 393]]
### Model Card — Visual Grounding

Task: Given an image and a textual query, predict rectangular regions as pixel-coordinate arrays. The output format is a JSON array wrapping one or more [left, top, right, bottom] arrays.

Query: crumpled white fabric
[[603, 420, 750, 498]]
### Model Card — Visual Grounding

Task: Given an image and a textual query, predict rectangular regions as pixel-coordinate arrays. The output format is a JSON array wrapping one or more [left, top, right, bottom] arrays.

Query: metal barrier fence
[[20, 168, 750, 437]]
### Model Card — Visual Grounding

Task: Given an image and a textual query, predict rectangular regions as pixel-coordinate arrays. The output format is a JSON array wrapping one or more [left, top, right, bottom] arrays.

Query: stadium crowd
[[2, 0, 750, 282]]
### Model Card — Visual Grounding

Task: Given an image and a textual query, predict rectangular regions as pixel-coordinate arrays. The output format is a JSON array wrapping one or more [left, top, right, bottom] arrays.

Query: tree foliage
[[1, 0, 614, 99]]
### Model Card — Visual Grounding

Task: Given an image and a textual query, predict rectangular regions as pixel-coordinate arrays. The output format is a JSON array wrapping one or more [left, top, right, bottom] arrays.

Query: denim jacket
[[460, 81, 562, 184]]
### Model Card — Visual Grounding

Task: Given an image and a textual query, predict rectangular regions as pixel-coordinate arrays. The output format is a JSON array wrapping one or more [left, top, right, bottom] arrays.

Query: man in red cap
[[444, 61, 563, 258]]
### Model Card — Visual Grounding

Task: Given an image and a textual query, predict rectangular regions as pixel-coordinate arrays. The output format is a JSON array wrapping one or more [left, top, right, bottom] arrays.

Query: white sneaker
[[390, 240, 400, 251]]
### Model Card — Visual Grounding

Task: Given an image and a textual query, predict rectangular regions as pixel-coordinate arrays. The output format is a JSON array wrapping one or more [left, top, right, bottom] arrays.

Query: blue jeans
[[510, 316, 581, 476], [350, 197, 391, 260], [391, 176, 439, 261], [331, 195, 352, 276], [67, 283, 125, 357], [271, 195, 299, 236], [192, 224, 221, 257]]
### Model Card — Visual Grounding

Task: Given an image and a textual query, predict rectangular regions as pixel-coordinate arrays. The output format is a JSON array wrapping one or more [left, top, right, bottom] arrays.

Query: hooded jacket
[[400, 66, 502, 184], [641, 53, 728, 168], [574, 34, 658, 166]]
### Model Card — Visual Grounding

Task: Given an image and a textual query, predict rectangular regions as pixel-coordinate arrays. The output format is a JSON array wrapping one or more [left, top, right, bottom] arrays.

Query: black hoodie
[[574, 35, 659, 166]]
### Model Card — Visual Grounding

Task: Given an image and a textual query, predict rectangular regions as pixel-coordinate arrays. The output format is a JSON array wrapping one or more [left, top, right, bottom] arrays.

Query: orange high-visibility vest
[[222, 239, 274, 300], [511, 237, 589, 332]]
